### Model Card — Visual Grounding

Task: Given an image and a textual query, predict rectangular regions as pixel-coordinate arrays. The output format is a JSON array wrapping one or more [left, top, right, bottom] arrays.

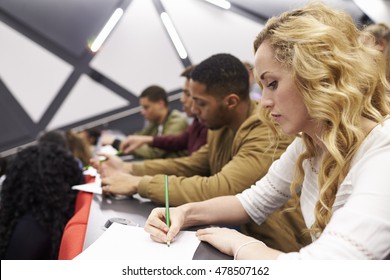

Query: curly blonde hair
[[254, 2, 390, 236]]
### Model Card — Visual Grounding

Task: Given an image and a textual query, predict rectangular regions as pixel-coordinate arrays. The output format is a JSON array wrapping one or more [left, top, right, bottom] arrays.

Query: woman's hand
[[197, 227, 282, 259], [144, 207, 186, 244], [196, 227, 257, 257]]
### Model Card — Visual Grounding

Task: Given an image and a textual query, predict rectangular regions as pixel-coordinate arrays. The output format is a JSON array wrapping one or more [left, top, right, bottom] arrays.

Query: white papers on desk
[[96, 144, 120, 157], [72, 173, 102, 194], [74, 222, 200, 260]]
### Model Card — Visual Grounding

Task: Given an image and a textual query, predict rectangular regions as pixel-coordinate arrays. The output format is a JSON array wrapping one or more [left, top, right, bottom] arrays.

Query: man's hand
[[101, 172, 141, 196], [90, 153, 125, 175], [120, 135, 153, 154]]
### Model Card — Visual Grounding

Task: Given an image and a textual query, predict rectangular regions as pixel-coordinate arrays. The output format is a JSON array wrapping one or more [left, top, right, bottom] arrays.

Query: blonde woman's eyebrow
[[260, 71, 269, 80]]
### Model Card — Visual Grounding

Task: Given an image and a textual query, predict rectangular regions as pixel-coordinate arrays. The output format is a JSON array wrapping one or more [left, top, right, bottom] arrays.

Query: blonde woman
[[144, 2, 390, 259]]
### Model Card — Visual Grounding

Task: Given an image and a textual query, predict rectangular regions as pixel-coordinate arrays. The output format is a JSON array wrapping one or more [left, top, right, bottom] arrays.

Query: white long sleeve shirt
[[237, 119, 390, 259]]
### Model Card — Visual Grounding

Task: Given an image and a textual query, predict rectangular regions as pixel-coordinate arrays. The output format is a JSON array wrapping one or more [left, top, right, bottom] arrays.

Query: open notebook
[[74, 222, 200, 260]]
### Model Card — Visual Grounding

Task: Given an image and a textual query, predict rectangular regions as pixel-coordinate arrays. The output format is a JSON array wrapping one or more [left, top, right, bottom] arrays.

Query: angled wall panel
[[162, 0, 264, 64], [90, 0, 184, 95], [0, 88, 34, 153], [0, 0, 123, 57], [230, 0, 365, 23], [0, 21, 73, 123], [353, 0, 390, 25], [47, 74, 130, 130]]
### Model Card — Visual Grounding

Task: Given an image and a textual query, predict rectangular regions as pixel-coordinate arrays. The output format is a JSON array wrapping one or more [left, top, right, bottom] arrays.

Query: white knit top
[[237, 119, 390, 259]]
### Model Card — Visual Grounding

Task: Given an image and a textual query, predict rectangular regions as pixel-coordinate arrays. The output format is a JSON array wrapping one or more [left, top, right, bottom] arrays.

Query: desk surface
[[83, 193, 231, 260], [83, 194, 155, 249]]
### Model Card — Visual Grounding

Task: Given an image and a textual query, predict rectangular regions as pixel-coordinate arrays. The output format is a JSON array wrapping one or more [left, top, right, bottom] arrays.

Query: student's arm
[[145, 195, 282, 259], [99, 145, 211, 198], [132, 143, 211, 178], [151, 131, 189, 152], [135, 124, 293, 206], [119, 132, 190, 155], [90, 154, 133, 174], [196, 227, 282, 259], [144, 196, 250, 243], [119, 135, 153, 154], [131, 111, 188, 159], [152, 120, 208, 154]]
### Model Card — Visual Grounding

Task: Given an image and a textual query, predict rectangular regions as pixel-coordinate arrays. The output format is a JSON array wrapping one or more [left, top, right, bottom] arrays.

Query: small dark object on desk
[[104, 217, 138, 229], [193, 241, 232, 260]]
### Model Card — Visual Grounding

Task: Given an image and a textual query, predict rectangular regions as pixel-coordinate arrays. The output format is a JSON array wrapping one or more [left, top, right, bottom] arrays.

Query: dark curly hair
[[0, 143, 83, 259]]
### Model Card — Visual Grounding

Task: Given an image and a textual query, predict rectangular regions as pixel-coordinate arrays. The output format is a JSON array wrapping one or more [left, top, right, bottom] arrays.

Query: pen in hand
[[164, 175, 171, 247]]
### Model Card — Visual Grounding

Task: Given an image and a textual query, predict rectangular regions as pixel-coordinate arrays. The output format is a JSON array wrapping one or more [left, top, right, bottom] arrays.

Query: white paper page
[[98, 145, 119, 156], [72, 173, 102, 194], [71, 182, 102, 194], [74, 222, 200, 260]]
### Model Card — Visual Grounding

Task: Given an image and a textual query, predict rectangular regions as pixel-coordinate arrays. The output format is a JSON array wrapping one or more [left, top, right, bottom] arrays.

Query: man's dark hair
[[190, 53, 249, 100], [140, 85, 168, 106]]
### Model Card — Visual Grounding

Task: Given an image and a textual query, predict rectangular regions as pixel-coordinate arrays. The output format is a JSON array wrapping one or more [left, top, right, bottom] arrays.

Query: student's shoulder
[[361, 117, 390, 152], [170, 109, 185, 117], [169, 109, 187, 121]]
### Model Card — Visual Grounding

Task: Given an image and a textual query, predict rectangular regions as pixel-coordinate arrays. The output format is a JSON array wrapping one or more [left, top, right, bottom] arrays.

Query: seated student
[[362, 23, 390, 83], [93, 53, 309, 252], [38, 129, 91, 168], [102, 85, 188, 159], [77, 127, 102, 155], [65, 130, 92, 167], [0, 143, 84, 259], [144, 2, 390, 259], [119, 66, 208, 156]]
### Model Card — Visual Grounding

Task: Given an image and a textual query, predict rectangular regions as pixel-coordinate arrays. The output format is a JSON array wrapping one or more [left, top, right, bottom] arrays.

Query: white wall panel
[[353, 0, 390, 26], [230, 0, 364, 23], [0, 22, 73, 123], [90, 0, 184, 95], [162, 0, 264, 64], [47, 74, 129, 129]]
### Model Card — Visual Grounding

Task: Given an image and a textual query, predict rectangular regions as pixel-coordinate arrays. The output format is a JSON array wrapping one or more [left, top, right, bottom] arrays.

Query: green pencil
[[164, 175, 171, 247]]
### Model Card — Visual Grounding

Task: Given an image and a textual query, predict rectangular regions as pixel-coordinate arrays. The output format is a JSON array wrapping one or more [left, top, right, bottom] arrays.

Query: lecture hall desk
[[59, 179, 231, 260]]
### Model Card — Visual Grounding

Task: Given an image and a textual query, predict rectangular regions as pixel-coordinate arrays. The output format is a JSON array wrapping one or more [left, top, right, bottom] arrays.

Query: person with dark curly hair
[[0, 143, 84, 259]]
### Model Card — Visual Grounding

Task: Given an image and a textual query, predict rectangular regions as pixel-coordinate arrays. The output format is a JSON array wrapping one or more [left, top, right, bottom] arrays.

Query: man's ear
[[224, 93, 240, 109], [158, 99, 167, 108]]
